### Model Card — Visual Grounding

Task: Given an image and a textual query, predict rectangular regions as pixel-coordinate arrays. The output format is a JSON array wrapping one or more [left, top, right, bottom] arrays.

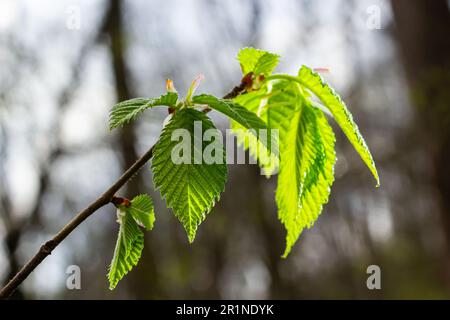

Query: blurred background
[[1, 0, 449, 299]]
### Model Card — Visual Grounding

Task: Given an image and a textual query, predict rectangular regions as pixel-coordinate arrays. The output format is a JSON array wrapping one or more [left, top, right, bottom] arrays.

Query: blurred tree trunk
[[391, 0, 450, 280], [102, 0, 161, 298], [103, 0, 141, 196], [1, 13, 101, 300]]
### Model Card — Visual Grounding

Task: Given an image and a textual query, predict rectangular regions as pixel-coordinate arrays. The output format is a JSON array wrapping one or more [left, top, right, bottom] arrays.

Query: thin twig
[[0, 84, 245, 299]]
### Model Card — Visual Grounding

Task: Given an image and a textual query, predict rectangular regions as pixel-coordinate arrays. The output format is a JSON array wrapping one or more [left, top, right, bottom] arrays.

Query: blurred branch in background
[[0, 5, 107, 299]]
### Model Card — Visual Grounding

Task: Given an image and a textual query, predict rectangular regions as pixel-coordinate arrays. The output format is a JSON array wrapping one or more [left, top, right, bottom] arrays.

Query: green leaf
[[192, 94, 276, 154], [230, 81, 299, 176], [276, 103, 336, 257], [254, 52, 281, 77], [237, 47, 280, 76], [193, 94, 267, 131], [130, 194, 155, 231], [109, 92, 178, 130], [108, 209, 144, 290], [229, 91, 277, 175], [192, 94, 278, 171], [298, 66, 379, 186], [151, 108, 227, 242]]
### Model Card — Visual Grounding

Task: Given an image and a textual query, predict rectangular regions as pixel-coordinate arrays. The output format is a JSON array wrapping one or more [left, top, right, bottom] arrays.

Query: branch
[[0, 84, 246, 299]]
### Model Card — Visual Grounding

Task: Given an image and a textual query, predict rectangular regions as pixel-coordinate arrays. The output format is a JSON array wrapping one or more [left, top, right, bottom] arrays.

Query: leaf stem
[[265, 74, 303, 84]]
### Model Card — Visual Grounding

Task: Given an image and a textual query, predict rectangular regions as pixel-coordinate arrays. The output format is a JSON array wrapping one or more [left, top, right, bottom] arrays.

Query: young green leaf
[[237, 47, 280, 76], [129, 194, 155, 231], [109, 92, 178, 130], [108, 209, 144, 290], [229, 90, 278, 175], [230, 81, 299, 176], [151, 108, 227, 242], [297, 66, 379, 186], [104, 48, 380, 268], [192, 94, 268, 131], [254, 52, 281, 77], [276, 103, 336, 257]]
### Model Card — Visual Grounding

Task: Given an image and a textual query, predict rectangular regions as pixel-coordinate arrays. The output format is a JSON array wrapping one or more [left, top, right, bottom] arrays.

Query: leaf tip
[[372, 170, 380, 188], [281, 238, 295, 258], [108, 276, 117, 290], [281, 247, 291, 259], [186, 228, 198, 244]]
